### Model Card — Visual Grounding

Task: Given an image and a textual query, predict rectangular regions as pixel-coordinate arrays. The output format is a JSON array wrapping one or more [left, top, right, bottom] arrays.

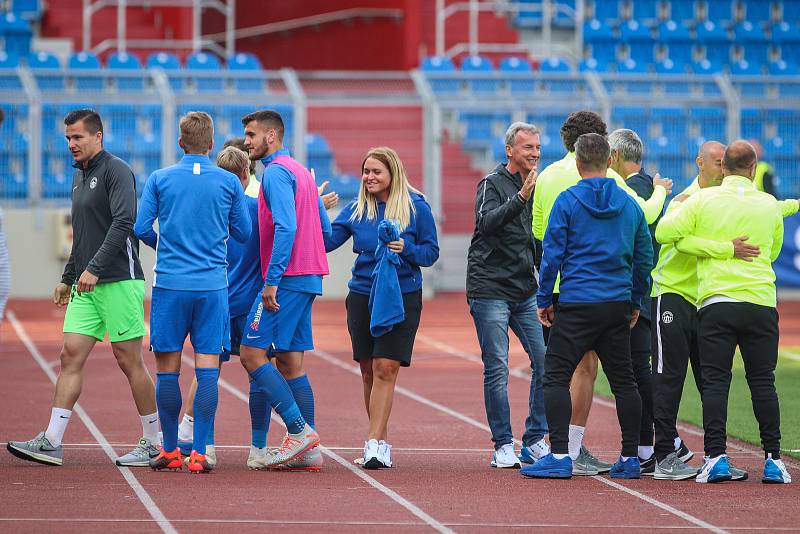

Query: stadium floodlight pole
[[436, 0, 445, 57], [225, 0, 236, 58], [715, 73, 741, 140], [18, 66, 42, 206], [193, 0, 202, 53], [281, 68, 308, 167], [469, 0, 479, 57]]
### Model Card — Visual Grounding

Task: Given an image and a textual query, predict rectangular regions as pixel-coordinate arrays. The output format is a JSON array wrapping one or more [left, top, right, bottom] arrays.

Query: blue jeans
[[469, 296, 548, 449]]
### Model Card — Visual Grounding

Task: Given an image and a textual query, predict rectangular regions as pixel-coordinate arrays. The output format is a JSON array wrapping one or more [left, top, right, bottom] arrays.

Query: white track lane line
[[177, 354, 454, 534], [7, 311, 177, 534], [311, 348, 730, 534]]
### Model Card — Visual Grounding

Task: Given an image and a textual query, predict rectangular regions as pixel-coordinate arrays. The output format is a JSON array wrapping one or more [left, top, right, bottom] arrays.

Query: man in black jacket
[[467, 121, 548, 469], [7, 109, 158, 467]]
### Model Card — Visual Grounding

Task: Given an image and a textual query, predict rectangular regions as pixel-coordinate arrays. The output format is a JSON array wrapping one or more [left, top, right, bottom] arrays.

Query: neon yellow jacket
[[655, 175, 788, 307], [532, 152, 667, 241]]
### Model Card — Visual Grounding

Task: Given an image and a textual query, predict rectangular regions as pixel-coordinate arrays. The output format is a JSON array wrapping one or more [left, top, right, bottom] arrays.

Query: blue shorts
[[220, 313, 248, 362], [150, 288, 230, 355], [242, 287, 316, 353]]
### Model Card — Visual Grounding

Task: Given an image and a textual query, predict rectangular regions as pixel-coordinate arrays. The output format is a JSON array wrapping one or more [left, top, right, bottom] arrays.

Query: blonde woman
[[325, 147, 439, 469]]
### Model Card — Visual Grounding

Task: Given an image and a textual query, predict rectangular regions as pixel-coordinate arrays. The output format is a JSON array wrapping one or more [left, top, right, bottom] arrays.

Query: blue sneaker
[[518, 440, 550, 464], [696, 455, 732, 483], [177, 439, 193, 456], [520, 453, 572, 479], [762, 457, 792, 484], [610, 456, 641, 479]]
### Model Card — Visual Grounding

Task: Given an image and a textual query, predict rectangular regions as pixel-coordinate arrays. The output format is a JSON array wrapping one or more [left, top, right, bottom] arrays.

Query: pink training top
[[257, 155, 329, 280]]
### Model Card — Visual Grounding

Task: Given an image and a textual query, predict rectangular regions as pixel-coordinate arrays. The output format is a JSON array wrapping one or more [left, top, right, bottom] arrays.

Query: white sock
[[177, 414, 194, 441], [140, 412, 159, 443], [568, 425, 585, 460], [638, 445, 654, 459], [621, 455, 635, 461], [674, 437, 682, 450], [45, 407, 72, 447], [553, 453, 569, 460]]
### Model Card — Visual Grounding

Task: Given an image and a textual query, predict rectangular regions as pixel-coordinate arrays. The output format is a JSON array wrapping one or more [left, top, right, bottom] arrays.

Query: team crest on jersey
[[661, 310, 674, 324], [89, 176, 98, 189]]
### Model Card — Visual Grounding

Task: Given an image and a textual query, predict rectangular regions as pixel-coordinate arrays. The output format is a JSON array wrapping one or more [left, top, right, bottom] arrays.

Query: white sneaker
[[265, 424, 320, 467], [183, 444, 217, 468], [378, 440, 393, 468], [519, 439, 550, 464], [491, 443, 521, 469], [363, 439, 382, 469], [247, 446, 269, 470], [763, 457, 792, 484], [273, 445, 324, 471]]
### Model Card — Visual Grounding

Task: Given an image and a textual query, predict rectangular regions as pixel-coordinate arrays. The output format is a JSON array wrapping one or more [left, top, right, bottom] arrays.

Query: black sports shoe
[[675, 440, 693, 463], [640, 454, 656, 476]]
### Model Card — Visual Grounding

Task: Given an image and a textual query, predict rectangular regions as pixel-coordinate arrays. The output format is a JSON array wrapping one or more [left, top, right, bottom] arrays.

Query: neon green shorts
[[63, 279, 146, 342]]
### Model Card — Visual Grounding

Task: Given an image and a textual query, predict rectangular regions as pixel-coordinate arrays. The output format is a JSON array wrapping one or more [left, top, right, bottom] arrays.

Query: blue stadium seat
[[579, 57, 607, 71], [655, 58, 686, 73], [107, 52, 144, 91], [420, 55, 459, 93], [461, 111, 510, 149], [591, 0, 620, 24], [766, 135, 796, 156], [773, 22, 800, 61], [146, 52, 183, 90], [227, 52, 263, 92], [658, 21, 694, 63], [702, 0, 735, 23], [27, 51, 63, 90], [730, 59, 766, 95], [657, 58, 692, 94], [0, 51, 23, 91], [499, 56, 534, 94], [783, 2, 800, 23], [690, 106, 725, 139], [691, 58, 723, 74], [305, 133, 333, 178], [187, 52, 222, 92], [42, 153, 74, 198], [617, 58, 651, 94], [730, 58, 761, 75], [613, 106, 650, 138], [0, 12, 32, 57], [734, 21, 770, 65], [667, 0, 700, 23], [540, 57, 576, 93], [654, 107, 689, 138], [696, 20, 731, 63], [460, 55, 496, 94], [68, 51, 103, 91], [514, 0, 543, 28], [620, 20, 656, 64], [769, 58, 798, 75], [632, 0, 661, 22], [328, 173, 360, 201], [584, 19, 618, 63], [11, 0, 41, 20], [539, 57, 571, 72], [553, 0, 577, 28], [740, 109, 763, 139], [741, 1, 775, 24]]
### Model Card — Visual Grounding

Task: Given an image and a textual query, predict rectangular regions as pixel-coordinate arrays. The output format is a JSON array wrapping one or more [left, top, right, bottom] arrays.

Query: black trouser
[[631, 316, 654, 448], [651, 293, 703, 461], [544, 302, 642, 458], [698, 302, 781, 458]]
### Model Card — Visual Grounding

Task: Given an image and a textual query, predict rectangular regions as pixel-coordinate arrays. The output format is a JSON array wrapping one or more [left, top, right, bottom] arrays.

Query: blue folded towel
[[369, 220, 405, 336]]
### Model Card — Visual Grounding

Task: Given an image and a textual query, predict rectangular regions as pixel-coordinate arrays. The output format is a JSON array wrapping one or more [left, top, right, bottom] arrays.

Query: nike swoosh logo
[[59, 415, 69, 419], [117, 328, 131, 336], [73, 186, 79, 191], [148, 419, 157, 424], [246, 334, 259, 339]]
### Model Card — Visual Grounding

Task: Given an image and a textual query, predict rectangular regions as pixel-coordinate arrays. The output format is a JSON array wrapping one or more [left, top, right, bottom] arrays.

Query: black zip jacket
[[466, 163, 538, 302], [61, 150, 145, 285]]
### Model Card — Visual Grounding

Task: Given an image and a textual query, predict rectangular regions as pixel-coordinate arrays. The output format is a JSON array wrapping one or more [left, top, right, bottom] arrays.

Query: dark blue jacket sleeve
[[324, 203, 354, 252], [229, 178, 252, 244], [631, 209, 654, 310], [318, 195, 332, 241], [537, 194, 570, 309], [134, 172, 159, 250], [264, 165, 297, 285], [400, 200, 439, 268]]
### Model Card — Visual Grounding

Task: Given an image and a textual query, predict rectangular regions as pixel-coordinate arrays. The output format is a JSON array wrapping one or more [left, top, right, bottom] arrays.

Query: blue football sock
[[249, 363, 305, 434], [207, 415, 215, 446], [156, 372, 181, 452], [249, 378, 270, 448], [192, 367, 219, 455], [287, 374, 315, 430]]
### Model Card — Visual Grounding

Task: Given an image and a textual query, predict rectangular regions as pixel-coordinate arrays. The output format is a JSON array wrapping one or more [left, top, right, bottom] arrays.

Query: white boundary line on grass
[[178, 355, 454, 534], [6, 311, 178, 534], [311, 348, 730, 534]]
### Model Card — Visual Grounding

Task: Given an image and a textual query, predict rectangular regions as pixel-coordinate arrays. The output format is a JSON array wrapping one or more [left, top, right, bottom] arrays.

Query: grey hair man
[[467, 121, 550, 469]]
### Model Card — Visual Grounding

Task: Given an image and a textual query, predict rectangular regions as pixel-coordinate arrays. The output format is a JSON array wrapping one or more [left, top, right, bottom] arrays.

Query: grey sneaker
[[581, 446, 612, 474], [572, 447, 600, 476], [654, 452, 697, 480], [272, 445, 324, 471], [116, 437, 160, 467], [247, 446, 269, 470], [7, 432, 63, 466], [730, 465, 748, 481], [265, 424, 320, 467]]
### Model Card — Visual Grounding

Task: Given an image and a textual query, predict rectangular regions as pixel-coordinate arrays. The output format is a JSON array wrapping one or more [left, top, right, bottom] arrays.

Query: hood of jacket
[[567, 177, 627, 219]]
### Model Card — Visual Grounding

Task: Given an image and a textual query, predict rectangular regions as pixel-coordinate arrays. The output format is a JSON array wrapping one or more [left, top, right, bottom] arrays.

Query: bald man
[[656, 140, 792, 485]]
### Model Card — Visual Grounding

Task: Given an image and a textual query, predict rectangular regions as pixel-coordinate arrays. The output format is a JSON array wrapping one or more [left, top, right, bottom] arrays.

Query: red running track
[[1, 294, 799, 533]]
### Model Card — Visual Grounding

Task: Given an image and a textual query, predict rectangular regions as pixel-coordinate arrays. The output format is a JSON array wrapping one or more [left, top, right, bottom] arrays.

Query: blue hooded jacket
[[537, 177, 653, 310], [369, 220, 404, 336]]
